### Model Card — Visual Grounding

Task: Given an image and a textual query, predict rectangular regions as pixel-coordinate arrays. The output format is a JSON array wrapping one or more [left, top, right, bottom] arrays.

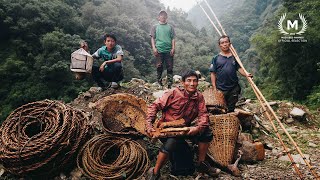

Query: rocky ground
[[1, 78, 319, 180]]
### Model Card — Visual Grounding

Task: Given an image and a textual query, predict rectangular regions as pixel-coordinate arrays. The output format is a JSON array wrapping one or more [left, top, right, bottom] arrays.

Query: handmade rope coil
[[0, 99, 90, 176], [77, 134, 150, 179]]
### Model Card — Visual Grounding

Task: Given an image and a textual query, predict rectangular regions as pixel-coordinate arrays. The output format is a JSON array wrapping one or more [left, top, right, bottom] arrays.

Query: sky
[[160, 0, 198, 12]]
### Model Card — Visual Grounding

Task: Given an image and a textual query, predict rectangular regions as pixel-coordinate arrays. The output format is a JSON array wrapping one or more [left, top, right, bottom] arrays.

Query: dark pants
[[221, 84, 241, 112], [159, 127, 213, 155], [156, 52, 173, 86], [92, 62, 123, 87]]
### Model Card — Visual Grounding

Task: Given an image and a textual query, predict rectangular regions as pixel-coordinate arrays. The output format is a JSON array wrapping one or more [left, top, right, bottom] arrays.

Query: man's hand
[[99, 62, 107, 72], [187, 127, 199, 136], [246, 73, 253, 78], [153, 48, 159, 57], [170, 48, 175, 56], [212, 86, 217, 91]]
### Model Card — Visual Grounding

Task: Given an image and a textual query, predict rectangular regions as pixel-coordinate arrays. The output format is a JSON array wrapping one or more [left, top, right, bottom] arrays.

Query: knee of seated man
[[197, 128, 213, 143], [160, 138, 179, 154], [112, 62, 122, 70]]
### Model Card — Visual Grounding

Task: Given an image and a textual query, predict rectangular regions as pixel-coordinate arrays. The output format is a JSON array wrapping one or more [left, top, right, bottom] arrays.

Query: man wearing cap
[[150, 10, 175, 89]]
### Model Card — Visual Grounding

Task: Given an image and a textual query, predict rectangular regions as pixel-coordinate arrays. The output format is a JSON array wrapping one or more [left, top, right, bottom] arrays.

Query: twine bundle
[[77, 134, 150, 179], [0, 99, 90, 176]]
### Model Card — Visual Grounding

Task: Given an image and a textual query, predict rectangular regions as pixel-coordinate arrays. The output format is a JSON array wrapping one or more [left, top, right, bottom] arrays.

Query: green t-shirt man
[[150, 22, 175, 53], [150, 10, 176, 88]]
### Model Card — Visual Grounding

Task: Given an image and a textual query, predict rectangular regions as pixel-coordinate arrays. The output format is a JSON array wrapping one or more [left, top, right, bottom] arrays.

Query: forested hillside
[[251, 0, 320, 108], [0, 0, 319, 122], [0, 0, 214, 122], [188, 0, 320, 108]]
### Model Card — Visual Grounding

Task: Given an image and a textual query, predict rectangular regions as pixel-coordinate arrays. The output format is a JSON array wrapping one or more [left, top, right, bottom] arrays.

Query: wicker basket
[[208, 113, 240, 167], [95, 93, 147, 136], [202, 88, 227, 113]]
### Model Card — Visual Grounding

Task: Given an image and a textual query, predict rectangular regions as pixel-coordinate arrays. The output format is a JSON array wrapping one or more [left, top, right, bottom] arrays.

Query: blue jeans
[[92, 62, 123, 87]]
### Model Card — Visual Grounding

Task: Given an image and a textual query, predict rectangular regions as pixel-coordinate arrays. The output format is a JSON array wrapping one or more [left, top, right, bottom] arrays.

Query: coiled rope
[[0, 99, 90, 176], [77, 134, 150, 179]]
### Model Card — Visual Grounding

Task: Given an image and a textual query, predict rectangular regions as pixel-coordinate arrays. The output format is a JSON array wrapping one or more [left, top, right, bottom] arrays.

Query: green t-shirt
[[92, 45, 124, 70], [92, 45, 123, 61], [150, 23, 175, 53]]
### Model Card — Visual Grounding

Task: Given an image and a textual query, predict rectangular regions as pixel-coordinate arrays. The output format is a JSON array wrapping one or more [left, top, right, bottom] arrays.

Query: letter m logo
[[287, 20, 298, 30]]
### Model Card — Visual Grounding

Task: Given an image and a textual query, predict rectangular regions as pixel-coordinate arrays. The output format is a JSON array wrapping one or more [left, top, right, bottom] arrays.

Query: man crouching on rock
[[145, 70, 221, 179]]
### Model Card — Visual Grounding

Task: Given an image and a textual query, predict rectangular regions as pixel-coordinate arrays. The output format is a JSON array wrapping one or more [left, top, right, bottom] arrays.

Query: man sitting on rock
[[145, 70, 221, 179]]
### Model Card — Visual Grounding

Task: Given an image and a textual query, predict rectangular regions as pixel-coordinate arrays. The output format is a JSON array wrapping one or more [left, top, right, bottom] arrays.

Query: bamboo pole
[[250, 80, 304, 179], [197, 0, 320, 179]]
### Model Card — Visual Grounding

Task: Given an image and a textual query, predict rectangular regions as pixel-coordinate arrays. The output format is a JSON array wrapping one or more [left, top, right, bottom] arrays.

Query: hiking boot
[[100, 82, 111, 91], [196, 161, 221, 177], [96, 80, 105, 89], [146, 167, 160, 180], [157, 79, 163, 86]]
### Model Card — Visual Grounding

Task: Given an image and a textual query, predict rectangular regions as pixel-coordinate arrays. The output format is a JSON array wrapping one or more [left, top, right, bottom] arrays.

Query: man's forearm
[[151, 37, 156, 49], [238, 68, 253, 78], [238, 68, 246, 76], [210, 73, 217, 88], [105, 56, 123, 64], [171, 39, 175, 50]]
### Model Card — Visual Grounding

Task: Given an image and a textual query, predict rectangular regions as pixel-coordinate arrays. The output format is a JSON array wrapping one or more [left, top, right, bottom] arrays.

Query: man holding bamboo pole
[[210, 35, 253, 112]]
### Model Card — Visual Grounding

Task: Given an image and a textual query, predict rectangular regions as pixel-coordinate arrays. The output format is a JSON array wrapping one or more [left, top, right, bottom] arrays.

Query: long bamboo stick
[[198, 0, 319, 179], [226, 18, 318, 179], [250, 79, 304, 179]]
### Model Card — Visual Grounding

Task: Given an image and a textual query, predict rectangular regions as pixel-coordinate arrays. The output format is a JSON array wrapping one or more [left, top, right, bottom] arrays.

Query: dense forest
[[188, 0, 320, 107], [0, 0, 319, 122]]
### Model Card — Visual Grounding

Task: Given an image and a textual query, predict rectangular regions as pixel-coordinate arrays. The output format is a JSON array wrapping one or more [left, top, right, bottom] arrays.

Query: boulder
[[278, 154, 310, 165], [130, 78, 145, 84], [173, 75, 182, 83], [290, 107, 306, 121]]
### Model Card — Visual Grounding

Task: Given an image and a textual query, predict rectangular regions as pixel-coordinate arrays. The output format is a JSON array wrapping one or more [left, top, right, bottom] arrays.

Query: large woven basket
[[202, 88, 227, 113], [208, 113, 240, 167], [94, 93, 147, 136]]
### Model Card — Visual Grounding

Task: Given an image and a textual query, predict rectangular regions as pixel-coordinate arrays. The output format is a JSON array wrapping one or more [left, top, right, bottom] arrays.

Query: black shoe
[[196, 161, 221, 177], [99, 82, 111, 91], [157, 79, 163, 86], [97, 80, 105, 89], [146, 167, 160, 180]]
